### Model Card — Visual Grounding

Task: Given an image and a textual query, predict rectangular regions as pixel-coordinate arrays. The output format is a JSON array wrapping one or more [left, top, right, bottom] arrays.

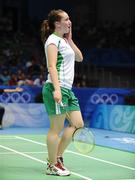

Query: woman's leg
[[57, 110, 84, 156], [47, 114, 66, 164]]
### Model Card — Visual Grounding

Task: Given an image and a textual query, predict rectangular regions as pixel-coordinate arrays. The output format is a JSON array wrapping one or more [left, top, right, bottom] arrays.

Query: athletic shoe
[[46, 162, 70, 176], [57, 156, 70, 174]]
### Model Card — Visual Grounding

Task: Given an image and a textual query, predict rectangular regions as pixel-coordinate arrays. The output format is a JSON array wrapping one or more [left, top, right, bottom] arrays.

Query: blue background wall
[[1, 85, 135, 104], [1, 103, 135, 134], [0, 86, 135, 134]]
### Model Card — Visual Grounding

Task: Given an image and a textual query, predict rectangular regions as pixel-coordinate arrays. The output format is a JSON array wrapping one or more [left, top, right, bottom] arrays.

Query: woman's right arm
[[47, 44, 62, 103]]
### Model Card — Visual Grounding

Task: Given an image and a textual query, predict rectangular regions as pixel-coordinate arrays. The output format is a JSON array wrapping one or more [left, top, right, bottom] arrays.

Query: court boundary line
[[15, 135, 135, 171], [0, 151, 47, 155], [0, 144, 93, 180]]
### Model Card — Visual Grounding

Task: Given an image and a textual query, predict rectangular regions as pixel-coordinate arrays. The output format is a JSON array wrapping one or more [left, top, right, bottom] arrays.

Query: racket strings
[[73, 128, 95, 154]]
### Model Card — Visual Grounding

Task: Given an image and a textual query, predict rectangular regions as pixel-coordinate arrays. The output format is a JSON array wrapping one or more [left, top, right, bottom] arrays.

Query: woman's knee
[[68, 111, 84, 129], [49, 114, 65, 134], [76, 120, 84, 129], [49, 127, 63, 135], [80, 120, 84, 128]]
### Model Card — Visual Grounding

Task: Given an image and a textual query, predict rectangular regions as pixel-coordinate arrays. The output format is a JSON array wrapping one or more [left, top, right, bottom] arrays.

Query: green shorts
[[42, 83, 80, 115]]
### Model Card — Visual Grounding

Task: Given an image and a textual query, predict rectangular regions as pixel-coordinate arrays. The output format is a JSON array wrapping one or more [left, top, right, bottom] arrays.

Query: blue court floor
[[0, 127, 135, 153]]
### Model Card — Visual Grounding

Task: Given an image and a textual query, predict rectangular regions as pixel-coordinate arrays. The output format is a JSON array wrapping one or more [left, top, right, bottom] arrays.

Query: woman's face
[[59, 12, 71, 34]]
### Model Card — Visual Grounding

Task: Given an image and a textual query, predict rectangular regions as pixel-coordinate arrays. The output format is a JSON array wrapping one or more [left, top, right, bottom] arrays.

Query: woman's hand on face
[[53, 90, 62, 104], [64, 26, 72, 41]]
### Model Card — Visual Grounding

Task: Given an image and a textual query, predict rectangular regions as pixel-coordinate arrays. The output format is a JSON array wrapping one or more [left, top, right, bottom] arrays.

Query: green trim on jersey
[[57, 51, 63, 79], [56, 40, 63, 80]]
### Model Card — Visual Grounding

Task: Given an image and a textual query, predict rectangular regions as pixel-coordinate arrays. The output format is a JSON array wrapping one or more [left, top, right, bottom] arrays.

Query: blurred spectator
[[0, 13, 135, 88], [0, 70, 10, 85], [27, 56, 41, 76], [25, 75, 34, 86], [17, 72, 26, 86], [8, 73, 18, 85], [33, 75, 45, 86]]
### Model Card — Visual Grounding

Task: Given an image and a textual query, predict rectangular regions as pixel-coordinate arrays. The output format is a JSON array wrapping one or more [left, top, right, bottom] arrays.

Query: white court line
[[0, 151, 47, 155], [16, 136, 135, 171], [0, 144, 92, 180]]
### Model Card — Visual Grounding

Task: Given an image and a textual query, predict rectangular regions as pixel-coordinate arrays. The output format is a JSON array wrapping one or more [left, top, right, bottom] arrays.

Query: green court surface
[[0, 134, 135, 180]]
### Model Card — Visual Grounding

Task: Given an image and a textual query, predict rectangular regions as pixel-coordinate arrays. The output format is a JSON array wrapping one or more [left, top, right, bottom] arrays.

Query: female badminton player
[[41, 9, 84, 176]]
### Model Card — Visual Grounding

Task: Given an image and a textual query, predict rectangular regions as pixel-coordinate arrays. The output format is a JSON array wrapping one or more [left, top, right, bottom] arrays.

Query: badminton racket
[[60, 102, 95, 155]]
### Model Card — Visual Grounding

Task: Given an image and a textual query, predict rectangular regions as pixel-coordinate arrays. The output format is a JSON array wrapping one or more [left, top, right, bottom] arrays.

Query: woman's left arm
[[68, 39, 83, 62]]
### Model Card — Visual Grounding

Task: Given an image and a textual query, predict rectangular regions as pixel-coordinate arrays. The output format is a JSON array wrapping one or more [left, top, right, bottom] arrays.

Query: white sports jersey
[[45, 33, 75, 89]]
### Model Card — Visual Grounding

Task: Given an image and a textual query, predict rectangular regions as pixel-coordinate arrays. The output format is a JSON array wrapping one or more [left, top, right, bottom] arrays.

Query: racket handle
[[55, 102, 61, 115]]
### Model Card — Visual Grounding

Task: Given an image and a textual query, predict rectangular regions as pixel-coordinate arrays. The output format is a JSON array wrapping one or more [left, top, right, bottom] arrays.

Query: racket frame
[[72, 127, 95, 154]]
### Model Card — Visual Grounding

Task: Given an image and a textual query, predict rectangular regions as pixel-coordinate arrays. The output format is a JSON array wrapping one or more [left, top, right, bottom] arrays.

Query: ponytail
[[41, 20, 50, 44]]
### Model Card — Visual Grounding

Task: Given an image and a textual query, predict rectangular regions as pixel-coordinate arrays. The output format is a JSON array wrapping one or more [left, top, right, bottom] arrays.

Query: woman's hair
[[41, 9, 64, 43]]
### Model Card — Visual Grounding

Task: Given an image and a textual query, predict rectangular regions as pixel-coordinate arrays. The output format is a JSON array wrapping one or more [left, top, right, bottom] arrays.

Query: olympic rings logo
[[0, 92, 31, 103], [90, 93, 118, 105]]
